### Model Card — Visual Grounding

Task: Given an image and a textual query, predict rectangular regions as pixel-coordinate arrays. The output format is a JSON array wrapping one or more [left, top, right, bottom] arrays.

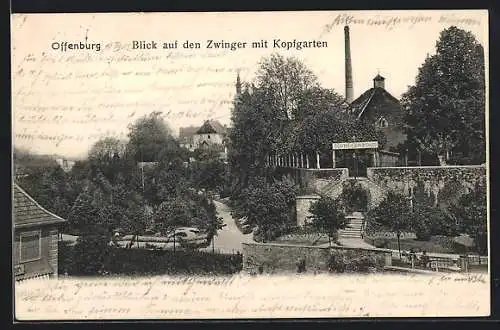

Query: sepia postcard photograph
[[11, 9, 490, 320]]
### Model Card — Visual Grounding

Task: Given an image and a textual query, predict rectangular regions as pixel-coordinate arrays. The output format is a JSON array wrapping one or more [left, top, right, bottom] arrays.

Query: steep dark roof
[[196, 120, 226, 135], [208, 120, 227, 134], [13, 183, 66, 228], [348, 87, 400, 119]]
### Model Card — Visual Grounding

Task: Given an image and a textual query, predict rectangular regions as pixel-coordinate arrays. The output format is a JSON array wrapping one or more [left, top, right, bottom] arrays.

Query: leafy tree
[[143, 160, 190, 206], [411, 202, 457, 241], [88, 137, 126, 165], [367, 191, 412, 258], [256, 53, 319, 120], [154, 196, 211, 235], [286, 90, 343, 156], [72, 234, 111, 275], [294, 86, 344, 121], [237, 178, 297, 242], [347, 120, 387, 150], [190, 146, 227, 193], [230, 56, 341, 196], [280, 87, 386, 162], [68, 190, 105, 234], [228, 86, 277, 195], [69, 159, 91, 182], [17, 162, 75, 219], [126, 112, 181, 162], [402, 26, 485, 165], [207, 213, 225, 252], [449, 180, 487, 254], [67, 190, 112, 274], [308, 196, 347, 247]]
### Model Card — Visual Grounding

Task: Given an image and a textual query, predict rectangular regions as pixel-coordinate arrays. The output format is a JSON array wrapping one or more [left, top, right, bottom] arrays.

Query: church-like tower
[[235, 70, 242, 96]]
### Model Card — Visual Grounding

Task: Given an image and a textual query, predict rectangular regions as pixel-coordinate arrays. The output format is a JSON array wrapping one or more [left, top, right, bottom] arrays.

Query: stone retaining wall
[[274, 168, 348, 194], [242, 242, 392, 274], [366, 165, 486, 206]]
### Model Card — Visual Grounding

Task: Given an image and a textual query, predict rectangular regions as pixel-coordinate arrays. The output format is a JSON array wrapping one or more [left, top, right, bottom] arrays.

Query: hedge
[[59, 241, 243, 276]]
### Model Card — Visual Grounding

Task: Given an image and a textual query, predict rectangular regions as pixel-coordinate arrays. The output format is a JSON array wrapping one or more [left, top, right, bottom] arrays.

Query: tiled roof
[[13, 183, 66, 228], [207, 120, 227, 134], [348, 88, 377, 119], [196, 120, 227, 135], [348, 87, 399, 119], [196, 121, 217, 134]]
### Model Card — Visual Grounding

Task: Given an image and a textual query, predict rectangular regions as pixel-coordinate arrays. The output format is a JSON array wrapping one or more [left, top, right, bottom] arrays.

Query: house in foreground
[[13, 183, 66, 281]]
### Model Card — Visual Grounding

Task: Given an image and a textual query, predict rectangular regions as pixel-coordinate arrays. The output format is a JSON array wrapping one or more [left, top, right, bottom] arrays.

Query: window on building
[[19, 230, 41, 262], [207, 135, 211, 139], [377, 117, 388, 128]]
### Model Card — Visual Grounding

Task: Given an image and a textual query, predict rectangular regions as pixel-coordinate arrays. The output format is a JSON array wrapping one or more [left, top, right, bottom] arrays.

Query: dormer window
[[377, 117, 388, 128]]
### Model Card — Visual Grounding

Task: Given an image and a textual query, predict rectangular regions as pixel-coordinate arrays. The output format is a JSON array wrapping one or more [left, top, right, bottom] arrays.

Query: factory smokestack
[[344, 25, 354, 103]]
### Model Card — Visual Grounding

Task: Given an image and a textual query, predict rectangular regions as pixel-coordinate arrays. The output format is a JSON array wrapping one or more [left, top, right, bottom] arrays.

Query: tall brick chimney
[[344, 25, 354, 103]]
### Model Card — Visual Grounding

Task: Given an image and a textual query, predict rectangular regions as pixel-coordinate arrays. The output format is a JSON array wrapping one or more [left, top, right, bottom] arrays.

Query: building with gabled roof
[[340, 26, 406, 151], [179, 120, 228, 152], [192, 120, 227, 150], [13, 183, 66, 281], [347, 74, 406, 150], [196, 121, 219, 135]]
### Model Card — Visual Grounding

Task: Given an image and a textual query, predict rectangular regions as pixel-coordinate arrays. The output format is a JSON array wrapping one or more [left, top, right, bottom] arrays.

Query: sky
[[11, 10, 488, 159]]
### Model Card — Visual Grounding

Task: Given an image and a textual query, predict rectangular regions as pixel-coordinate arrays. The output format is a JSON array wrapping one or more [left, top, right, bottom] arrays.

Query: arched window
[[377, 117, 388, 128]]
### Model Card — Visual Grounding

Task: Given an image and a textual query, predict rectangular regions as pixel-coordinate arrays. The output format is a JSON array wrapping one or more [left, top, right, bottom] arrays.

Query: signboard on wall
[[14, 264, 25, 276], [332, 141, 379, 150]]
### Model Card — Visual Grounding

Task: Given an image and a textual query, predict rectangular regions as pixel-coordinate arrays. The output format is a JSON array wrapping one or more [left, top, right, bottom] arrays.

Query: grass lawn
[[387, 239, 455, 253], [368, 235, 470, 254]]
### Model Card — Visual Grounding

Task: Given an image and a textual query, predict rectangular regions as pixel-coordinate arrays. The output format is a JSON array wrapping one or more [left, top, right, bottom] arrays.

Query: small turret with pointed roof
[[373, 73, 385, 89]]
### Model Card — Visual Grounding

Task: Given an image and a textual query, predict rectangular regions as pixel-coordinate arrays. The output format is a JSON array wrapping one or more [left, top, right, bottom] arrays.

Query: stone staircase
[[338, 212, 364, 239], [318, 180, 345, 199]]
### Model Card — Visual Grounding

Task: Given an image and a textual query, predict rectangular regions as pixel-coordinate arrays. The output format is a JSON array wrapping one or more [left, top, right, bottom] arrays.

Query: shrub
[[413, 219, 432, 241], [449, 181, 487, 255], [296, 257, 307, 273], [345, 256, 378, 272], [70, 234, 112, 275], [373, 239, 390, 249], [59, 246, 243, 276], [411, 204, 457, 241], [309, 196, 347, 247], [327, 255, 346, 273], [237, 178, 297, 242], [327, 254, 379, 273]]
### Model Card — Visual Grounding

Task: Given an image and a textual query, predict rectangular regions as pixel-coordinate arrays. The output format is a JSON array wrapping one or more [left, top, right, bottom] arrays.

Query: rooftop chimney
[[344, 26, 354, 103]]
